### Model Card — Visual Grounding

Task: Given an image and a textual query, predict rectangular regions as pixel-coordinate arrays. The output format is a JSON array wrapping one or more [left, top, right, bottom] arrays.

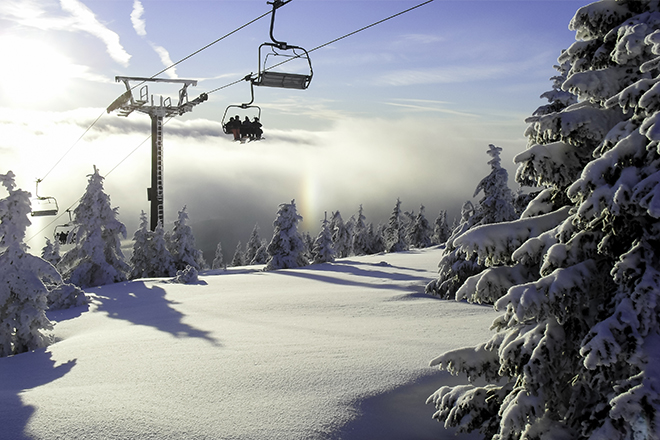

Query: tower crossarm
[[108, 76, 204, 117]]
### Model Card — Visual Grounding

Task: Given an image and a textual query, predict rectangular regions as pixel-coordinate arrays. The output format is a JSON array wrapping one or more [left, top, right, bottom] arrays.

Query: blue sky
[[0, 0, 587, 257]]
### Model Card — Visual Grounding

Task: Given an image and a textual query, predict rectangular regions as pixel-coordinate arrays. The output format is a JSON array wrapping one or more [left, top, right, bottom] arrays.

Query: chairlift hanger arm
[[267, 0, 294, 50]]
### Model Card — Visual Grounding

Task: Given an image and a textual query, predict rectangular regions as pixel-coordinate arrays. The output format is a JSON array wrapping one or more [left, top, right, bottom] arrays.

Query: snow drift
[[1, 247, 497, 440]]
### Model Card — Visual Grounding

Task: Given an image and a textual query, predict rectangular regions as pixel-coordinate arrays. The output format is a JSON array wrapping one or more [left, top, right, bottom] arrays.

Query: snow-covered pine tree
[[265, 199, 308, 271], [402, 209, 416, 245], [426, 143, 517, 299], [211, 241, 225, 270], [384, 198, 408, 253], [427, 2, 660, 438], [432, 210, 450, 245], [0, 171, 58, 356], [352, 205, 371, 256], [471, 144, 517, 226], [244, 224, 262, 265], [41, 237, 61, 267], [250, 239, 269, 265], [167, 206, 206, 271], [231, 241, 245, 267], [408, 204, 433, 248], [369, 223, 386, 254], [312, 212, 335, 264], [129, 211, 175, 279], [58, 166, 130, 288], [302, 231, 315, 263], [150, 224, 177, 276], [330, 211, 353, 258], [130, 211, 151, 279]]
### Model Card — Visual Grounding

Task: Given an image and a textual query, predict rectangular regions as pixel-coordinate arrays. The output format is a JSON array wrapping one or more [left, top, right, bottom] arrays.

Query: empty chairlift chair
[[252, 0, 313, 91], [31, 180, 58, 217]]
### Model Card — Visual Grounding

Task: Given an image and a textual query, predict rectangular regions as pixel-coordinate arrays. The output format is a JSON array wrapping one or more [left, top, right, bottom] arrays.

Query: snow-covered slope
[[1, 247, 498, 440]]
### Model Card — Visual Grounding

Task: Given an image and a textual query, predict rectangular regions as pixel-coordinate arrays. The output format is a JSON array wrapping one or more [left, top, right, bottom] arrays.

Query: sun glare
[[0, 36, 76, 106]]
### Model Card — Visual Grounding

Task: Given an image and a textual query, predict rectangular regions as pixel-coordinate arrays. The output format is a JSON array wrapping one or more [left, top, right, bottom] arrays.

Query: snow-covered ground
[[1, 246, 498, 440]]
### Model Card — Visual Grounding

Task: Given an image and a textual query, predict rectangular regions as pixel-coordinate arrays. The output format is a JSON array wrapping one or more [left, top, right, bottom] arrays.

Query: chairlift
[[31, 179, 59, 217], [54, 209, 76, 246], [222, 78, 263, 141], [252, 0, 313, 90]]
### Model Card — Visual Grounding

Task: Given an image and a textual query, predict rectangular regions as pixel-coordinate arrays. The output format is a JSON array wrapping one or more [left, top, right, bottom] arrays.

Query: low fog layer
[[1, 108, 527, 259]]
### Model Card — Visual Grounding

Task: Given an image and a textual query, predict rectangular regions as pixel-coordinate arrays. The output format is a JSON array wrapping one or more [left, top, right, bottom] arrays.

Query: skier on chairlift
[[229, 115, 241, 140], [241, 116, 252, 140], [251, 117, 263, 140]]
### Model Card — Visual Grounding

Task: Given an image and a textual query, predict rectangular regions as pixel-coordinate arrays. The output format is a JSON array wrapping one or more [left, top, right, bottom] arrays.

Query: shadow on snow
[[0, 348, 76, 439], [92, 281, 221, 347], [273, 259, 436, 295], [331, 372, 482, 440]]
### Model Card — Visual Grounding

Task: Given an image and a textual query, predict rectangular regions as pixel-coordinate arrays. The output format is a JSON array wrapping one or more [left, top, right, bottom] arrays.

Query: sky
[[0, 0, 589, 259]]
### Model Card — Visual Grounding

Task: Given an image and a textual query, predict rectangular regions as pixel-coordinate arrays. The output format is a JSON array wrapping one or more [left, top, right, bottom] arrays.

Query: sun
[[0, 36, 77, 106]]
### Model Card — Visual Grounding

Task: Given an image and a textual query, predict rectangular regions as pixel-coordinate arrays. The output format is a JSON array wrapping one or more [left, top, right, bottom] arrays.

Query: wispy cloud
[[384, 99, 478, 117], [395, 33, 446, 45], [374, 53, 551, 87], [130, 0, 146, 36], [128, 0, 177, 78], [149, 43, 178, 79], [0, 0, 131, 67], [60, 0, 131, 67]]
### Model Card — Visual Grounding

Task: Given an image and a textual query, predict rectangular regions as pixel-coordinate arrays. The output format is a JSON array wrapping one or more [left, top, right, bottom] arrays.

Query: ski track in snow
[[1, 247, 496, 440]]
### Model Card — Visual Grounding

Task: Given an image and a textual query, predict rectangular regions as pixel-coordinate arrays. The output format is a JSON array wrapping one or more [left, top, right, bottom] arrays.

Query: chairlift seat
[[255, 71, 311, 90], [31, 196, 58, 217], [32, 208, 58, 217]]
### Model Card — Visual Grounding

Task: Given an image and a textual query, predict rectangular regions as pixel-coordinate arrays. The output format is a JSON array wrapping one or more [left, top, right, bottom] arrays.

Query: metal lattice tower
[[108, 77, 207, 231]]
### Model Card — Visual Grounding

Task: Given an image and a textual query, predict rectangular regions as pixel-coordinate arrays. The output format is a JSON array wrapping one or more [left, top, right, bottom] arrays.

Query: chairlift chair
[[30, 179, 59, 217], [222, 78, 263, 139], [54, 209, 76, 246], [252, 0, 313, 90]]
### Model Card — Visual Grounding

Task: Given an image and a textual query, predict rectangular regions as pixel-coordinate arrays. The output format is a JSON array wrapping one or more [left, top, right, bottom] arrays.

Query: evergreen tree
[[369, 223, 386, 254], [312, 212, 335, 264], [432, 210, 450, 245], [130, 211, 175, 279], [401, 209, 416, 245], [384, 198, 408, 253], [265, 200, 308, 271], [471, 144, 518, 226], [408, 204, 433, 248], [167, 206, 206, 271], [330, 211, 352, 258], [150, 224, 176, 277], [244, 224, 262, 265], [0, 171, 58, 356], [250, 239, 269, 265], [428, 3, 660, 438], [59, 166, 130, 288], [352, 205, 371, 256], [129, 211, 151, 279], [427, 143, 518, 299], [41, 237, 61, 267], [211, 241, 225, 270], [302, 231, 315, 263], [231, 241, 245, 267], [47, 283, 87, 311]]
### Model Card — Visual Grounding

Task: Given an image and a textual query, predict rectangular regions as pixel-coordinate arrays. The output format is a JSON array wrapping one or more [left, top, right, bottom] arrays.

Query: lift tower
[[108, 77, 207, 231]]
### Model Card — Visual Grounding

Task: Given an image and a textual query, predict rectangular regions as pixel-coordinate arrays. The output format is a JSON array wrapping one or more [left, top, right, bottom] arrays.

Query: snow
[[0, 247, 498, 440]]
